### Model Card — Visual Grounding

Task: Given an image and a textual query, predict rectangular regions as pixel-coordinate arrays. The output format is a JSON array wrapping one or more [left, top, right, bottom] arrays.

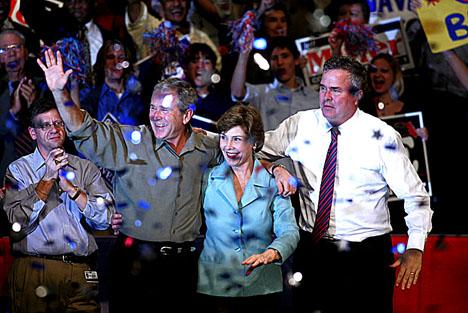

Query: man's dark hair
[[217, 105, 264, 153], [184, 43, 217, 68], [29, 96, 58, 127], [268, 36, 300, 59], [323, 56, 367, 96]]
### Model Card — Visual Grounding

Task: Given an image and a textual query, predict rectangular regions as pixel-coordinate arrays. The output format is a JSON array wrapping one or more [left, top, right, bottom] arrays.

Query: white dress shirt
[[259, 108, 433, 251]]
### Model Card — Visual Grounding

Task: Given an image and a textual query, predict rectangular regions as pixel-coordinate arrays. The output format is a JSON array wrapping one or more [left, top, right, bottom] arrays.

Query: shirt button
[[233, 229, 239, 233], [235, 247, 241, 252]]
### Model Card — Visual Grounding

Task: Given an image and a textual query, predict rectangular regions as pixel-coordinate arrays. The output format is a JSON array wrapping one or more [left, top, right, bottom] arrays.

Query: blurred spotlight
[[253, 37, 268, 50], [12, 222, 21, 232], [124, 237, 134, 248], [253, 53, 270, 71], [157, 166, 173, 180], [131, 130, 142, 144], [211, 73, 221, 84], [293, 272, 303, 282], [319, 15, 331, 27], [162, 94, 173, 108], [288, 271, 303, 287], [96, 197, 105, 207], [35, 285, 48, 298], [313, 9, 324, 19], [396, 242, 406, 254], [65, 171, 75, 181]]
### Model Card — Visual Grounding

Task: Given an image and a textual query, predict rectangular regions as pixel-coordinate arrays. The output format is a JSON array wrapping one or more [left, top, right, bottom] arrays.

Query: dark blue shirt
[[96, 83, 146, 126], [191, 85, 234, 132]]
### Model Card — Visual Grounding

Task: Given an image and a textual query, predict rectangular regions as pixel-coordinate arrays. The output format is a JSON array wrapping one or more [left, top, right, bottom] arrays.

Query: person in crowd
[[362, 52, 428, 140], [81, 39, 146, 125], [184, 42, 234, 132], [197, 105, 299, 313], [159, 0, 221, 69], [405, 0, 468, 233], [326, 0, 370, 57], [190, 0, 246, 47], [137, 0, 222, 104], [125, 0, 161, 60], [38, 48, 296, 313], [257, 55, 433, 313], [20, 0, 135, 70], [231, 35, 319, 131], [0, 30, 46, 188], [244, 1, 290, 85], [441, 49, 468, 90], [3, 98, 114, 313]]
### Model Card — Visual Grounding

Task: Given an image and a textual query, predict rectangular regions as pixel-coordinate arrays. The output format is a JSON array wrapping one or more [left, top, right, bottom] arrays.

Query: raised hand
[[37, 49, 73, 92], [328, 28, 344, 56]]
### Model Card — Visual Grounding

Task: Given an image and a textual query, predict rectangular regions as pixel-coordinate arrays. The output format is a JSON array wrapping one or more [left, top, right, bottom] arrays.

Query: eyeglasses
[[34, 121, 65, 131], [0, 44, 23, 55]]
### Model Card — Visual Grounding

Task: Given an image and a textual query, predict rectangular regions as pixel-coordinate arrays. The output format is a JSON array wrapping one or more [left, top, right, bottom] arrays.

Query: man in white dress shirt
[[258, 55, 433, 313]]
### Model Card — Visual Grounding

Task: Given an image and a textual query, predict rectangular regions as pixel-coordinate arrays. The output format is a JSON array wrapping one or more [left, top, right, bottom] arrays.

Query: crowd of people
[[0, 0, 465, 312]]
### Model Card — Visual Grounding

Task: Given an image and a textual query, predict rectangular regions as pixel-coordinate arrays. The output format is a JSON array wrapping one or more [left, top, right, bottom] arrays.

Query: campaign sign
[[381, 111, 432, 201], [417, 0, 468, 53], [296, 17, 414, 86]]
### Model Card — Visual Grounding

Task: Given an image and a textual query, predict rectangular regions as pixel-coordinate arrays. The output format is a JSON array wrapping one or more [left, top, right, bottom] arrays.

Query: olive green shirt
[[68, 111, 220, 242]]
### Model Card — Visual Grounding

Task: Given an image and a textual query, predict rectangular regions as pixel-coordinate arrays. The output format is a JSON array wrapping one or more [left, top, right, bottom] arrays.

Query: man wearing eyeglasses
[[3, 97, 115, 313], [0, 30, 46, 206]]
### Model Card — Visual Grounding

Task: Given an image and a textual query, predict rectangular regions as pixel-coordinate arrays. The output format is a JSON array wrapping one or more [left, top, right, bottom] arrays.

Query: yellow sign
[[417, 0, 468, 53]]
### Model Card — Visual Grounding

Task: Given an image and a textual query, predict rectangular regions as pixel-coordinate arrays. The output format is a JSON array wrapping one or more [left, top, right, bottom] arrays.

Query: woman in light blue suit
[[197, 105, 299, 312]]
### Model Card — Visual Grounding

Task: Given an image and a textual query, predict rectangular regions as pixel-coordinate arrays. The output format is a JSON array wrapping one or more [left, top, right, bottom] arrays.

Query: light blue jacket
[[197, 158, 299, 297]]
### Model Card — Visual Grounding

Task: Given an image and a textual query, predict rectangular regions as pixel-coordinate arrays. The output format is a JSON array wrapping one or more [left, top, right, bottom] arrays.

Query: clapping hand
[[43, 148, 68, 181], [10, 77, 37, 115]]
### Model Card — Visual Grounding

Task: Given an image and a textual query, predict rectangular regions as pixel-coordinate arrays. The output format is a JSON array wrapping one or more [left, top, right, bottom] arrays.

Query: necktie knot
[[331, 127, 340, 140], [78, 26, 87, 40]]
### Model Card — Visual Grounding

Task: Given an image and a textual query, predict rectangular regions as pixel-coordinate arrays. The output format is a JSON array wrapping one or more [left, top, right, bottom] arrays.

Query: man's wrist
[[69, 185, 82, 201], [271, 163, 286, 177]]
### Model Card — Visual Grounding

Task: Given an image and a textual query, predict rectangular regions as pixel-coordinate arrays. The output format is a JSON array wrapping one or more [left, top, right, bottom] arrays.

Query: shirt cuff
[[406, 232, 428, 252]]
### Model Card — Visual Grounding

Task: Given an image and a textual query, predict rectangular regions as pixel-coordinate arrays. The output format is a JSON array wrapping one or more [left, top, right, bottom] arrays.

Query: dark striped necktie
[[14, 128, 35, 158], [311, 127, 339, 243]]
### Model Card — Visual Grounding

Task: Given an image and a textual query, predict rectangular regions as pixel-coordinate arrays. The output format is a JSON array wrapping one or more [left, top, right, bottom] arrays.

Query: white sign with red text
[[296, 17, 414, 86]]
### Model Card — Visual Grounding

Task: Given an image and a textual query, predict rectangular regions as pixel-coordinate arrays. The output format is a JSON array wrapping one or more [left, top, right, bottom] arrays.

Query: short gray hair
[[0, 29, 26, 45], [152, 78, 198, 112]]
